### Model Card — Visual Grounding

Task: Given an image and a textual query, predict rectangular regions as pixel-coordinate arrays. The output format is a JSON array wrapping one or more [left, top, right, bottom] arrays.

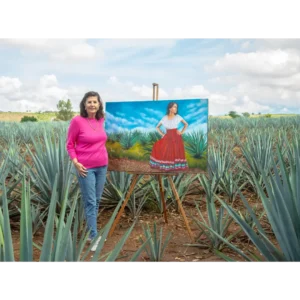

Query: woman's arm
[[178, 119, 188, 135], [156, 121, 165, 137], [66, 118, 88, 177], [66, 118, 79, 159]]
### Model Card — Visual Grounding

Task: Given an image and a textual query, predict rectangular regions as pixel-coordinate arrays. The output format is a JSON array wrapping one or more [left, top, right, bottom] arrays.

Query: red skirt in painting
[[149, 129, 188, 171]]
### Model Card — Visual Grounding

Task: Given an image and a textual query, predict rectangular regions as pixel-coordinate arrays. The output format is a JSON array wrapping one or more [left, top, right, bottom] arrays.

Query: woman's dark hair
[[80, 91, 104, 120], [166, 102, 178, 115]]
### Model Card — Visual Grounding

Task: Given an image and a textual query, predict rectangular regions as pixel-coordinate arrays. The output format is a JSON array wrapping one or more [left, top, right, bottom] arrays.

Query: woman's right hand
[[74, 162, 88, 177]]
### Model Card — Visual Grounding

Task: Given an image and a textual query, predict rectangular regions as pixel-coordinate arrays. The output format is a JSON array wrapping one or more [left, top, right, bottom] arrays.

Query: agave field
[[0, 115, 300, 261]]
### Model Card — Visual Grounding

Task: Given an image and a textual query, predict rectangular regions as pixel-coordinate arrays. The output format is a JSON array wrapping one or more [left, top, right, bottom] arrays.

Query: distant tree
[[252, 112, 254, 115], [258, 112, 261, 115], [20, 116, 38, 123], [265, 113, 272, 118], [55, 99, 74, 121], [228, 111, 240, 119], [242, 112, 250, 118]]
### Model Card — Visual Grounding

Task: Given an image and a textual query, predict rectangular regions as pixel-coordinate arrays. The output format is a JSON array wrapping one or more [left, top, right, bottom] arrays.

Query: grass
[[215, 114, 298, 119], [0, 112, 80, 122], [185, 151, 207, 169], [107, 141, 146, 161]]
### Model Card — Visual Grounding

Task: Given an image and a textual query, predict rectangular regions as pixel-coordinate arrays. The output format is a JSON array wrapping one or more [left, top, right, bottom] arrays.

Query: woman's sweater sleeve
[[66, 117, 79, 160]]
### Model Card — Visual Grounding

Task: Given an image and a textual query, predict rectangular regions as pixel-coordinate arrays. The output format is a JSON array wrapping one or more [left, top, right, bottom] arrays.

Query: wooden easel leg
[[157, 175, 168, 223], [108, 174, 139, 237], [167, 175, 194, 242]]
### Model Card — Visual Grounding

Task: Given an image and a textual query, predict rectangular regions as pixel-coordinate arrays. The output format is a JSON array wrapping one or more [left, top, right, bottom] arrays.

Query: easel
[[108, 83, 194, 241]]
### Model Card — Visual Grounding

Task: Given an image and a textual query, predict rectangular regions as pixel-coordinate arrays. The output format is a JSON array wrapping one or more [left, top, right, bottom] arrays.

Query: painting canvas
[[105, 99, 208, 174]]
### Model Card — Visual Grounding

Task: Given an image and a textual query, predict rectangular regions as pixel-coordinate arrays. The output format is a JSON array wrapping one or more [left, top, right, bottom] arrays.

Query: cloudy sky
[[0, 38, 300, 115], [106, 99, 208, 134]]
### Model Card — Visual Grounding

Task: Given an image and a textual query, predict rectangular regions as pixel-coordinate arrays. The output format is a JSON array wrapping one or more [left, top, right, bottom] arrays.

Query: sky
[[0, 38, 300, 115], [106, 99, 208, 134]]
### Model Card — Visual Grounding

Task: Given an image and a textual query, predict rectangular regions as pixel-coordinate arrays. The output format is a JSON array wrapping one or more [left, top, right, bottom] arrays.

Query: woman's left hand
[[177, 130, 182, 135]]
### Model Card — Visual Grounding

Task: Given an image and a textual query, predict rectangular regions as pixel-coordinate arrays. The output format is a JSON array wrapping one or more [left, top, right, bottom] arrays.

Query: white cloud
[[144, 107, 164, 118], [132, 84, 168, 98], [281, 107, 290, 113], [186, 121, 208, 134], [0, 76, 22, 94], [172, 87, 260, 116], [228, 81, 300, 107], [232, 96, 270, 113], [185, 107, 207, 120], [106, 122, 128, 133], [0, 75, 87, 112], [171, 85, 244, 116], [212, 49, 300, 77], [139, 112, 159, 124], [207, 47, 300, 112], [39, 74, 58, 88], [173, 85, 210, 98], [50, 43, 97, 61], [106, 111, 136, 126], [108, 76, 119, 84]]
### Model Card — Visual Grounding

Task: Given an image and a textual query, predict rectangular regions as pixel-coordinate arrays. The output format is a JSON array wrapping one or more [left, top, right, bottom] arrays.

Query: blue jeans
[[77, 166, 107, 239]]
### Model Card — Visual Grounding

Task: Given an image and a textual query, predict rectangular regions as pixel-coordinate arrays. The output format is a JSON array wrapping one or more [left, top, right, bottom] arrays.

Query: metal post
[[152, 83, 159, 101]]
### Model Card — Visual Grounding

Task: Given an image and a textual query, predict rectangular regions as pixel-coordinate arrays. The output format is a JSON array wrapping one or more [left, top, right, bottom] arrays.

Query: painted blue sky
[[105, 99, 208, 134], [0, 39, 300, 115]]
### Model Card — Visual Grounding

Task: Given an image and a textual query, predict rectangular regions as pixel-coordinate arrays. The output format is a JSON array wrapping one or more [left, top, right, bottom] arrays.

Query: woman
[[66, 91, 108, 251], [150, 102, 189, 171]]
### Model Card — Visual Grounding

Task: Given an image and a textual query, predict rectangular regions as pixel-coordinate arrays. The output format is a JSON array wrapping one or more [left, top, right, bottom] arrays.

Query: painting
[[105, 99, 208, 173]]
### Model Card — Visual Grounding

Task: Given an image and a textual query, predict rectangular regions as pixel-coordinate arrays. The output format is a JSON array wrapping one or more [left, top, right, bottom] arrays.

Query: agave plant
[[139, 222, 172, 261], [147, 131, 161, 144], [102, 171, 153, 219], [236, 129, 275, 190], [138, 132, 152, 146], [189, 173, 239, 250], [2, 137, 22, 174], [208, 137, 238, 180], [211, 141, 300, 261], [107, 132, 122, 143], [120, 131, 139, 150], [218, 170, 248, 203], [102, 171, 141, 207], [0, 153, 23, 217], [149, 173, 197, 213], [24, 129, 79, 208], [0, 172, 146, 262], [183, 130, 207, 159]]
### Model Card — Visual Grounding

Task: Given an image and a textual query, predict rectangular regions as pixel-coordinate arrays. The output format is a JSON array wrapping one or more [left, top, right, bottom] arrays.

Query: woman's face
[[169, 104, 178, 114], [85, 96, 100, 115]]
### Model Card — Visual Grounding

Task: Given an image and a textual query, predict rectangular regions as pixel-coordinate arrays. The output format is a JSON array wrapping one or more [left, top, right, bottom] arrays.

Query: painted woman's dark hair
[[166, 102, 178, 115], [79, 91, 104, 120]]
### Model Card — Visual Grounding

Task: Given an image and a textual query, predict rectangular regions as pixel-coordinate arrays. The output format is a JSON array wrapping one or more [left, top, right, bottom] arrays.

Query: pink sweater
[[66, 115, 108, 169]]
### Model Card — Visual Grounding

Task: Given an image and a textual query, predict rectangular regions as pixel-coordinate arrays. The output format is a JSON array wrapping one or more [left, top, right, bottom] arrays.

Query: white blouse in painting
[[160, 115, 183, 129]]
